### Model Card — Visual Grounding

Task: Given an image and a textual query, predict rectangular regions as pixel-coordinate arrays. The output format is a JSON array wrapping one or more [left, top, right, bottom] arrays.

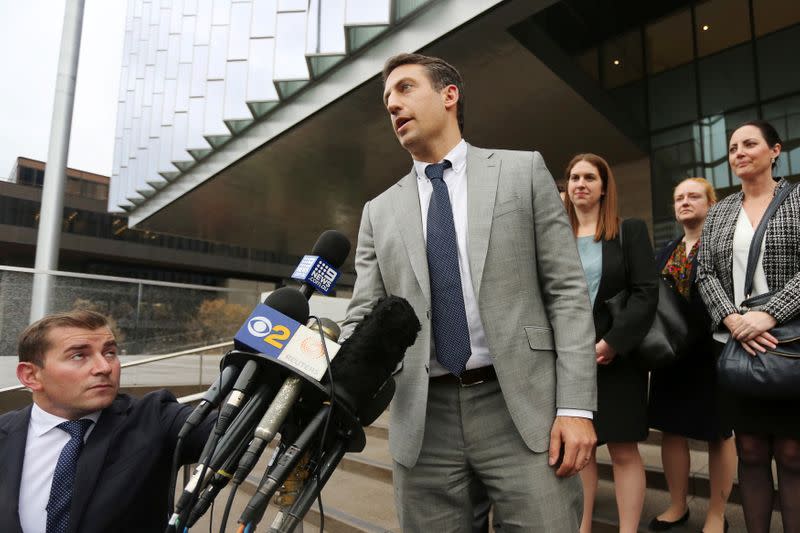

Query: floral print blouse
[[661, 239, 700, 299]]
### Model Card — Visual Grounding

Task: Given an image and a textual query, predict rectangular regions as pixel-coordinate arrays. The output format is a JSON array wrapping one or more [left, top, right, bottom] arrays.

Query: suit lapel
[[0, 406, 31, 533], [466, 145, 499, 299], [392, 169, 431, 303], [68, 396, 129, 533]]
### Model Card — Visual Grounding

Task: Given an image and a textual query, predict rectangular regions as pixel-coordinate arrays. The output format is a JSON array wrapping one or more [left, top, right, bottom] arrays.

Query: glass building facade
[[527, 0, 800, 244]]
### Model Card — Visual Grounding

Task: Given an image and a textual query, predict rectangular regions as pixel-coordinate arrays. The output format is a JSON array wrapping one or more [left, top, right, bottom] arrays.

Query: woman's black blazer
[[592, 218, 659, 354]]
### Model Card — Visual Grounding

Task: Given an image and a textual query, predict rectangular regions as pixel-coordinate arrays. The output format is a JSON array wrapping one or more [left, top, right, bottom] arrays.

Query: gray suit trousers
[[393, 379, 583, 532]]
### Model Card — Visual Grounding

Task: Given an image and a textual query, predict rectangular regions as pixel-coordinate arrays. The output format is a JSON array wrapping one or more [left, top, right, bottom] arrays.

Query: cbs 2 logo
[[247, 316, 293, 349]]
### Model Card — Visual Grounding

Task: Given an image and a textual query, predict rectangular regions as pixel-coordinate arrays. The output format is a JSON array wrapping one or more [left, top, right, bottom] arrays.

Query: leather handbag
[[717, 182, 800, 398], [605, 221, 690, 371]]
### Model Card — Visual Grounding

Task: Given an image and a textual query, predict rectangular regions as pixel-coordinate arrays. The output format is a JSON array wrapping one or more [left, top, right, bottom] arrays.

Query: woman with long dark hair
[[648, 177, 736, 533], [563, 153, 658, 533], [696, 120, 800, 532]]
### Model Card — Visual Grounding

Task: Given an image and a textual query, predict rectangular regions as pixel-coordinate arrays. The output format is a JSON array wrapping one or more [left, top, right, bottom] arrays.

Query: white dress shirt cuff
[[556, 408, 593, 420]]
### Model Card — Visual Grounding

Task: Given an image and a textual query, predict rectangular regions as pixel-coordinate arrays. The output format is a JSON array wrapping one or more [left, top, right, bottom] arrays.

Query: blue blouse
[[577, 236, 603, 306]]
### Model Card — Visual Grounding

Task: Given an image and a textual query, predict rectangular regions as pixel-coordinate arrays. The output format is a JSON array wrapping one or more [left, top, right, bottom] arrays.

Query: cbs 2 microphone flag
[[235, 303, 340, 381]]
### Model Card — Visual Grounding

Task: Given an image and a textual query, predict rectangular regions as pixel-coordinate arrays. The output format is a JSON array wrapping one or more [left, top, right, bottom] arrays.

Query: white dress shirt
[[414, 139, 591, 419], [19, 404, 100, 533], [713, 207, 769, 344]]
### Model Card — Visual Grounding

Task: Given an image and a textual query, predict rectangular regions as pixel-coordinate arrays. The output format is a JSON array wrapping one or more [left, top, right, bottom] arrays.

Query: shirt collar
[[30, 402, 101, 438], [413, 138, 467, 182]]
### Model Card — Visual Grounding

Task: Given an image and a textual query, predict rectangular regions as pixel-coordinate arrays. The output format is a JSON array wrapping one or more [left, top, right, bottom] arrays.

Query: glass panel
[[251, 0, 277, 37], [649, 63, 698, 131], [190, 45, 209, 97], [602, 29, 643, 89], [208, 25, 229, 79], [179, 16, 197, 63], [274, 11, 309, 80], [228, 1, 252, 60], [212, 0, 231, 25], [306, 0, 346, 55], [610, 80, 647, 129], [345, 0, 390, 25], [646, 9, 693, 75], [650, 124, 702, 239], [279, 0, 307, 10], [699, 115, 732, 188], [695, 0, 751, 57], [757, 24, 800, 100], [195, 0, 213, 45], [574, 48, 598, 81], [753, 0, 800, 36], [223, 60, 250, 120], [698, 43, 756, 116], [762, 94, 800, 179], [247, 37, 279, 102]]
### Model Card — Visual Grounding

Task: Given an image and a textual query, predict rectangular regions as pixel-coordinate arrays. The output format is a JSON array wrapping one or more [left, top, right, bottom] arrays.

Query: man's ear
[[442, 84, 459, 111], [17, 362, 43, 391]]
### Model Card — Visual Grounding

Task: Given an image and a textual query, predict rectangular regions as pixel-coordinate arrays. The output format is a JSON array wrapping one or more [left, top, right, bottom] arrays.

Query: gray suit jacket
[[342, 144, 597, 468]]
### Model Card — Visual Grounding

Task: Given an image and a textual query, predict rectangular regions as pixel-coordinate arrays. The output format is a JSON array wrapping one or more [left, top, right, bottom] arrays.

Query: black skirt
[[648, 336, 732, 441], [713, 341, 800, 439], [594, 356, 649, 443]]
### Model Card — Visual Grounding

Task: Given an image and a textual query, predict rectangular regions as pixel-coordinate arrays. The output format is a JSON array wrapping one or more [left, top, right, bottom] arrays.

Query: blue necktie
[[47, 419, 93, 533], [426, 160, 472, 376]]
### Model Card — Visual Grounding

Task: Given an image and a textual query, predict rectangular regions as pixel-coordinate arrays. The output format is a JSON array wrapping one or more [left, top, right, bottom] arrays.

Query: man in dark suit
[[0, 310, 214, 533], [341, 53, 598, 531]]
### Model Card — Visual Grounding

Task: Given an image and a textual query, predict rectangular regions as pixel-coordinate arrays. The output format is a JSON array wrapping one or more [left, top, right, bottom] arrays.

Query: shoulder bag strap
[[744, 182, 797, 298]]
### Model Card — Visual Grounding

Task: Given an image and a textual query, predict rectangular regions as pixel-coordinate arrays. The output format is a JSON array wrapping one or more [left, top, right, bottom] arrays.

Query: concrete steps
[[184, 411, 787, 532]]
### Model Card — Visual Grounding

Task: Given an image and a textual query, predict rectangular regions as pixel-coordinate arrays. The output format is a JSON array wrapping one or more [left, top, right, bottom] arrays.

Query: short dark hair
[[733, 119, 782, 168], [19, 310, 110, 366], [382, 53, 465, 133]]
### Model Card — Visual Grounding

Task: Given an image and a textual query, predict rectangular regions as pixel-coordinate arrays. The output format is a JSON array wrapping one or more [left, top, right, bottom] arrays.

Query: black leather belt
[[431, 365, 497, 387]]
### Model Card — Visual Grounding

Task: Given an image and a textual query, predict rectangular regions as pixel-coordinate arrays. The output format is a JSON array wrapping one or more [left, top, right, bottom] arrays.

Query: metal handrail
[[0, 265, 257, 293], [0, 340, 233, 394]]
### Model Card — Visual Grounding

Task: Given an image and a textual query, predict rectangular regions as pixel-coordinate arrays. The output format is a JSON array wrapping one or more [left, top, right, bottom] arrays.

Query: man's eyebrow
[[62, 343, 91, 354], [103, 340, 118, 350], [383, 77, 413, 103]]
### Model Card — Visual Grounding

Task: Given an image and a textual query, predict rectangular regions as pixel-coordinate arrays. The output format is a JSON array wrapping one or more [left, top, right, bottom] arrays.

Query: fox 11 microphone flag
[[234, 302, 340, 380]]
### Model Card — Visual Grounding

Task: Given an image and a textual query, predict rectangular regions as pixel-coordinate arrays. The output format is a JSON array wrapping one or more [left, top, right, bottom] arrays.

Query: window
[[753, 0, 800, 36], [649, 63, 698, 130], [602, 29, 644, 88], [698, 43, 756, 115], [646, 9, 693, 75], [757, 24, 800, 100], [762, 94, 800, 179], [695, 0, 751, 57]]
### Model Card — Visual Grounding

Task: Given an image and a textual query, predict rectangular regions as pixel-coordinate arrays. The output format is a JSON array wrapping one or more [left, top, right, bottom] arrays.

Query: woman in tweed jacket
[[696, 120, 800, 533]]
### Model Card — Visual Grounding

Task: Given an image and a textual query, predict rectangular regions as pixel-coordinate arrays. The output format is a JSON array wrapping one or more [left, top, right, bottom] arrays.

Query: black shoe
[[649, 509, 690, 531]]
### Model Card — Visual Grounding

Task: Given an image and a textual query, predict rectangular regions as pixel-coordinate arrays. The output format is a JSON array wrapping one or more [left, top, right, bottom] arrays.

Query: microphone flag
[[291, 255, 340, 295]]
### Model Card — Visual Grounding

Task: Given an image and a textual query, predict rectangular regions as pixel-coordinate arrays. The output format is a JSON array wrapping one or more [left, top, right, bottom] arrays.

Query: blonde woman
[[648, 178, 735, 533]]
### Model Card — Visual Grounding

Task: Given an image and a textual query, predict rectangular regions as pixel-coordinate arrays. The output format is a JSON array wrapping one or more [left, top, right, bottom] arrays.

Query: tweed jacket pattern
[[696, 178, 800, 328]]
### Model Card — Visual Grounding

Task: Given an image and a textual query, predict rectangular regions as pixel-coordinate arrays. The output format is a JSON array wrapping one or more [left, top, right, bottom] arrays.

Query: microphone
[[168, 288, 311, 531], [239, 296, 421, 528], [231, 319, 342, 486], [177, 364, 239, 439], [292, 230, 351, 298]]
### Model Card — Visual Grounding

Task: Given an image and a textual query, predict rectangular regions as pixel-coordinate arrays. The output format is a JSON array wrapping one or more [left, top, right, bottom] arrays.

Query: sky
[[0, 0, 127, 179]]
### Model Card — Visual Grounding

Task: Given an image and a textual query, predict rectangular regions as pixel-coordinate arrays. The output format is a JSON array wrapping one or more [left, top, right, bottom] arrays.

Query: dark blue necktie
[[47, 419, 93, 533], [426, 160, 472, 376]]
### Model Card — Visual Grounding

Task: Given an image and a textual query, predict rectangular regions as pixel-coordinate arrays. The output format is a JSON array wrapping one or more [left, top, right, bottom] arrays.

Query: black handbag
[[717, 182, 800, 398], [605, 221, 690, 371]]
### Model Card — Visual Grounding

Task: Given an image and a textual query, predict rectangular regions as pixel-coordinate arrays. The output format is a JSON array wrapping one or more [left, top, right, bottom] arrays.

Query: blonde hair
[[563, 153, 620, 241], [674, 177, 717, 205]]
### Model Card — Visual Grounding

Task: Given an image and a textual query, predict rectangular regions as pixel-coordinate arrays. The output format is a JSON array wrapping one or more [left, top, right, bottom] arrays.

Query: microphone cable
[[308, 315, 335, 533]]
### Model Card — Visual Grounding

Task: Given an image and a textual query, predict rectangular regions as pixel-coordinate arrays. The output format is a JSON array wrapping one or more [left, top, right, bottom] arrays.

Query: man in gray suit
[[341, 53, 597, 532]]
